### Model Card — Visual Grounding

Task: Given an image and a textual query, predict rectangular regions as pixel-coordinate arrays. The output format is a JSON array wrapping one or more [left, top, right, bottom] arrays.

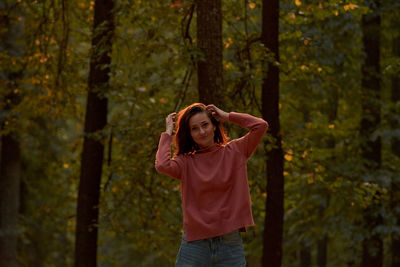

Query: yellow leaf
[[344, 4, 358, 11], [249, 2, 256, 9], [295, 0, 301, 6], [284, 154, 293, 161], [349, 4, 358, 10]]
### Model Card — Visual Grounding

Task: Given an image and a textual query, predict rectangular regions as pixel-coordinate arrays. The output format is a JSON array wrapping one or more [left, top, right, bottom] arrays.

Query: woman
[[155, 103, 268, 266]]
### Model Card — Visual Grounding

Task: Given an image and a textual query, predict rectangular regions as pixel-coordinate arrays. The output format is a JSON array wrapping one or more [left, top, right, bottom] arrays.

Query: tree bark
[[74, 0, 114, 266], [196, 0, 223, 107], [391, 36, 400, 267], [261, 0, 284, 266], [300, 243, 311, 267], [0, 134, 21, 267], [317, 235, 328, 267], [360, 1, 382, 266], [0, 2, 23, 267], [316, 79, 338, 267]]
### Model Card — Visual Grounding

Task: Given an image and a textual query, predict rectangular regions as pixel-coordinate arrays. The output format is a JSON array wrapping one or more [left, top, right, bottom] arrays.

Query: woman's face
[[189, 112, 216, 149]]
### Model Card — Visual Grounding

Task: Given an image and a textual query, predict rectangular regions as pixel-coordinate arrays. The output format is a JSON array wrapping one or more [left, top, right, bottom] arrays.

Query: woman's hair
[[174, 103, 228, 155]]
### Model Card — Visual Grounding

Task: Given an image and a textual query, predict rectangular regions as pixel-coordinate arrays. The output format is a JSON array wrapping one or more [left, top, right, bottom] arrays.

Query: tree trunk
[[261, 0, 284, 266], [74, 0, 114, 266], [317, 235, 328, 267], [300, 243, 311, 267], [360, 1, 382, 266], [391, 36, 400, 267], [0, 135, 21, 267], [317, 80, 338, 267], [196, 0, 223, 106], [0, 2, 23, 267]]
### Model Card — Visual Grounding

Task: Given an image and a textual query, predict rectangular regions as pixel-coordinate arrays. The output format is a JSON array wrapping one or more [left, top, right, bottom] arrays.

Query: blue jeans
[[175, 230, 246, 267]]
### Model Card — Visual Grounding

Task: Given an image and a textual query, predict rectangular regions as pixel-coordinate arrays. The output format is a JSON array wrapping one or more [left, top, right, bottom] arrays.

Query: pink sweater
[[155, 112, 268, 242]]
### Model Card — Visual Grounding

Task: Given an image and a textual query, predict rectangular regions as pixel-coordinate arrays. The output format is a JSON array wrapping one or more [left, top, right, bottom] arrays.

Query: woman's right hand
[[165, 112, 177, 136]]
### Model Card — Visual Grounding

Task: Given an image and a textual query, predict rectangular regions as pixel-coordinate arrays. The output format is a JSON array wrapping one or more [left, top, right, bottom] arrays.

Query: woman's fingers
[[167, 112, 177, 121], [206, 104, 217, 112], [206, 104, 228, 122]]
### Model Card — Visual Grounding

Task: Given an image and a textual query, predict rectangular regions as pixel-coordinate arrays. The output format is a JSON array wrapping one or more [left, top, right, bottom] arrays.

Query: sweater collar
[[195, 143, 220, 154]]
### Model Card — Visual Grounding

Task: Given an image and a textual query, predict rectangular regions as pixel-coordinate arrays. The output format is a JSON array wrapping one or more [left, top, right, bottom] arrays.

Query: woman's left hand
[[206, 104, 229, 122]]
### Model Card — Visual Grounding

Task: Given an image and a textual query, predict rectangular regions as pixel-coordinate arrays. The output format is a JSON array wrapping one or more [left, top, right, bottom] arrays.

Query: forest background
[[1, 0, 400, 266]]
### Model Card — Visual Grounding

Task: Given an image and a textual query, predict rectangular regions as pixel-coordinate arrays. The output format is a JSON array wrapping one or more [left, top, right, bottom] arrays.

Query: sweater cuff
[[162, 132, 172, 137], [159, 132, 173, 147]]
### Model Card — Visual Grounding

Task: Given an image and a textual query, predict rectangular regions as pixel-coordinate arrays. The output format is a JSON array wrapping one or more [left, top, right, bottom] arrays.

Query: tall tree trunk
[[317, 235, 328, 267], [0, 135, 21, 267], [391, 35, 400, 267], [300, 243, 311, 267], [317, 82, 338, 267], [74, 0, 114, 266], [196, 0, 223, 106], [360, 0, 382, 266], [0, 2, 23, 267], [261, 0, 284, 266]]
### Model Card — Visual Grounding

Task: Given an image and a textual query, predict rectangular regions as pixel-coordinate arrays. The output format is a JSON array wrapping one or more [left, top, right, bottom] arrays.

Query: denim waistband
[[183, 229, 240, 242]]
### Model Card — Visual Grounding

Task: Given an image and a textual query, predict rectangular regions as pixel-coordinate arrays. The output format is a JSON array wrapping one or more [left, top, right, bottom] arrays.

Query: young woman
[[155, 103, 268, 266]]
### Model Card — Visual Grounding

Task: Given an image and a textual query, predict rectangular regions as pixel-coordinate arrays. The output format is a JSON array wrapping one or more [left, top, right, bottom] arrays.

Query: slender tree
[[391, 32, 400, 267], [0, 2, 23, 267], [300, 243, 311, 267], [360, 0, 382, 266], [317, 89, 338, 267], [261, 0, 284, 266], [74, 0, 114, 266], [195, 0, 223, 106]]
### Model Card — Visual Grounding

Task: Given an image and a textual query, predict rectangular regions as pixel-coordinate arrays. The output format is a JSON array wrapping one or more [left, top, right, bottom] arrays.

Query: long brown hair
[[174, 103, 228, 155]]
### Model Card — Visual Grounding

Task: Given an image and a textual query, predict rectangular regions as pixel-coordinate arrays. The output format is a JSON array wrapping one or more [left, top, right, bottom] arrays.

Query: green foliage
[[1, 0, 400, 266]]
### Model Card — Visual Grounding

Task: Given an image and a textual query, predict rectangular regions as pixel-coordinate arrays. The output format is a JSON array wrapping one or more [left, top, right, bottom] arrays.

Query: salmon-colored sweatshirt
[[155, 112, 268, 242]]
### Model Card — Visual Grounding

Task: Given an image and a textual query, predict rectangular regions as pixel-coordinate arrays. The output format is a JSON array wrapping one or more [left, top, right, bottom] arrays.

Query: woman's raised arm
[[155, 113, 182, 179]]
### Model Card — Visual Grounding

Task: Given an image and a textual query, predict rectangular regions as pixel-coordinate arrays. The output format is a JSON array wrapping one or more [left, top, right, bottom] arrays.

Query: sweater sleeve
[[155, 132, 183, 180], [228, 112, 269, 159]]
